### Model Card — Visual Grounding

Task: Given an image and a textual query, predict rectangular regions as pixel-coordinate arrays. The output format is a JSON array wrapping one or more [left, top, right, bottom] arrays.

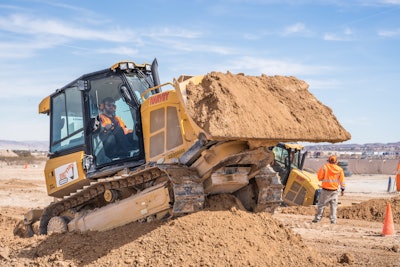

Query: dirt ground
[[0, 163, 399, 266]]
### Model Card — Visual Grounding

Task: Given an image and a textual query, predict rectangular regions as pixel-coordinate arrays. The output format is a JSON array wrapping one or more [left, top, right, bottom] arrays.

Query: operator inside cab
[[98, 97, 135, 159]]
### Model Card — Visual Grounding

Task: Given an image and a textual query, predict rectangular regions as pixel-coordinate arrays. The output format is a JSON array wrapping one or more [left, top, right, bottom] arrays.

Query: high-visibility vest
[[99, 114, 130, 135], [317, 163, 345, 191]]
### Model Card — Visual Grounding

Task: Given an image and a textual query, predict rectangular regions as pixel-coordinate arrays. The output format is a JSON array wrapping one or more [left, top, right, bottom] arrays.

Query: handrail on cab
[[141, 82, 173, 101]]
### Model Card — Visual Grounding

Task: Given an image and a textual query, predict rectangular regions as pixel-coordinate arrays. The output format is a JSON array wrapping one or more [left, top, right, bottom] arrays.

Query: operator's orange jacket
[[99, 114, 131, 135], [317, 163, 345, 191]]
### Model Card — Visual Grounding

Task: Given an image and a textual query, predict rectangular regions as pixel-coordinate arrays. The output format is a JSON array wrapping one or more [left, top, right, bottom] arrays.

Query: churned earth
[[0, 163, 399, 266]]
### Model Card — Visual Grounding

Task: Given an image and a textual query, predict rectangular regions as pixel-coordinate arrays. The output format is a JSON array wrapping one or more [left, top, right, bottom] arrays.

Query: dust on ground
[[184, 72, 351, 143], [1, 164, 400, 266]]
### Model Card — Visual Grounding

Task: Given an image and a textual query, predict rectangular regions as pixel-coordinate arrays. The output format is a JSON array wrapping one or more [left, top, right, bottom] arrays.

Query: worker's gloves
[[340, 187, 345, 196]]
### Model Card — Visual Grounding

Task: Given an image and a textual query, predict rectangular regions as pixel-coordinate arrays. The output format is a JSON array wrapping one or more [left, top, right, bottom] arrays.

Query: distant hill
[[0, 139, 399, 154], [0, 140, 48, 151]]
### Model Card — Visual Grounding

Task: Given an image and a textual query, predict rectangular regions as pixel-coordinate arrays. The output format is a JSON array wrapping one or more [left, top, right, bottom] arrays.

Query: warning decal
[[55, 162, 79, 187]]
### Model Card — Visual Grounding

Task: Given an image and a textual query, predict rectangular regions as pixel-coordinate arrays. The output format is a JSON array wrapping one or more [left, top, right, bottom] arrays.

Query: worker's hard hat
[[328, 155, 338, 164]]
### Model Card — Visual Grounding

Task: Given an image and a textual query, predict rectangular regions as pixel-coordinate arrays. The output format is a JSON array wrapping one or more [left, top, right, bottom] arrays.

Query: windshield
[[291, 150, 301, 168], [125, 72, 156, 104], [88, 73, 143, 166], [273, 146, 301, 169]]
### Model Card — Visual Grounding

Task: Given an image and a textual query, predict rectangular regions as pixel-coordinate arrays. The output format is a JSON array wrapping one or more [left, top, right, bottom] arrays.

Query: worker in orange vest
[[99, 97, 134, 159], [312, 155, 345, 224]]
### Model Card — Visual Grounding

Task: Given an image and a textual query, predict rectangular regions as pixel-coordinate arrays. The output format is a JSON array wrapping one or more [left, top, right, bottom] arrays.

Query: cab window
[[50, 87, 84, 153], [88, 74, 141, 165]]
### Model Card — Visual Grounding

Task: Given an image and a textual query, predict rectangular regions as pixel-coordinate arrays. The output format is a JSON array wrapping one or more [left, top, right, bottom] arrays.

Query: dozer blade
[[174, 72, 351, 144]]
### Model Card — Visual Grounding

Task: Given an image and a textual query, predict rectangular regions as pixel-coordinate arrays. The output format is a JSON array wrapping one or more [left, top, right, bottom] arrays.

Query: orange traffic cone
[[382, 202, 395, 236], [23, 162, 28, 169]]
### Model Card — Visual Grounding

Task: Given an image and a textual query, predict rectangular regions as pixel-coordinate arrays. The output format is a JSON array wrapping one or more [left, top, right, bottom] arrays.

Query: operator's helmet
[[328, 155, 338, 164]]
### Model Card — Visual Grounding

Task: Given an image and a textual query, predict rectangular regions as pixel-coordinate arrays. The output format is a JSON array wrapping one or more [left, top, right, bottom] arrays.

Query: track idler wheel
[[104, 189, 121, 203], [47, 216, 69, 234]]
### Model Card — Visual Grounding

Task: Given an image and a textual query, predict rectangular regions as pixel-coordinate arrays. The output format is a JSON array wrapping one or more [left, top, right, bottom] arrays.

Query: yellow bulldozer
[[271, 143, 321, 206], [20, 59, 350, 236]]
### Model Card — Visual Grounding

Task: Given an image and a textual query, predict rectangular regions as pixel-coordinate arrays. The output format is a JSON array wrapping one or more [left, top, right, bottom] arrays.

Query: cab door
[[45, 85, 89, 198], [86, 73, 144, 167]]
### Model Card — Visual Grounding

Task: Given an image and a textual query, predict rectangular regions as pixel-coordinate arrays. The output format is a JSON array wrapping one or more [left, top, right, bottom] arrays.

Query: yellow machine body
[[44, 151, 89, 198], [282, 168, 320, 206], [272, 142, 321, 206]]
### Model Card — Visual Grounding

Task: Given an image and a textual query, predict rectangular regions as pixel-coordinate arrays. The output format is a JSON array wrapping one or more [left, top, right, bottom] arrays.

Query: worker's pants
[[314, 189, 338, 222]]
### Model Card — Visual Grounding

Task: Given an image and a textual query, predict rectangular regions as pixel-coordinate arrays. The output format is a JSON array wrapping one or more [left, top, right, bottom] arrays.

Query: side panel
[[44, 151, 90, 198], [141, 90, 199, 163], [283, 169, 320, 206]]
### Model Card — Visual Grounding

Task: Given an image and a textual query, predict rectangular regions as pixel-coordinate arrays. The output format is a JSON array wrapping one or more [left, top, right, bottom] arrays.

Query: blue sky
[[0, 0, 399, 144]]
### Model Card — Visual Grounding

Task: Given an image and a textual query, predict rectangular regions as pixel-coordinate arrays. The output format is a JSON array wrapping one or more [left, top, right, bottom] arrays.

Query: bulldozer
[[271, 143, 320, 206], [19, 59, 350, 236]]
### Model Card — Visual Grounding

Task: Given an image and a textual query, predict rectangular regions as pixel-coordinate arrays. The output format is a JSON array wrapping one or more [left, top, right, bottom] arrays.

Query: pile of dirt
[[338, 196, 400, 223], [279, 196, 400, 223], [1, 196, 337, 267], [0, 150, 18, 157], [184, 72, 351, 143]]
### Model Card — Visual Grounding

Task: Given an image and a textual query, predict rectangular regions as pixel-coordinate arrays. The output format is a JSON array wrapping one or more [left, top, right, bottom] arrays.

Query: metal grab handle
[[141, 82, 173, 101]]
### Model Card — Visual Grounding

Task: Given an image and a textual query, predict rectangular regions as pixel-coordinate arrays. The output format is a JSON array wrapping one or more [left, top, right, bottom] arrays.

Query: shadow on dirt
[[16, 220, 164, 266]]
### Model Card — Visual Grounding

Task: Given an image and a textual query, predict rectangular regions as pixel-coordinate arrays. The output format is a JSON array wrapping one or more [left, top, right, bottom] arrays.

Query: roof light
[[119, 62, 128, 70], [145, 64, 151, 72], [128, 62, 135, 69]]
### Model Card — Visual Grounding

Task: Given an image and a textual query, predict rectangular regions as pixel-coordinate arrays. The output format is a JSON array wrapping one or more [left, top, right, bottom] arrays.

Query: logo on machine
[[149, 92, 170, 105], [55, 162, 78, 187]]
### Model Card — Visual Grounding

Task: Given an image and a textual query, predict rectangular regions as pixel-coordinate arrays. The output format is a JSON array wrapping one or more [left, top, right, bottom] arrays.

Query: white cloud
[[0, 14, 138, 43], [242, 33, 261, 40], [323, 27, 354, 41], [344, 27, 353, 35], [90, 47, 139, 57], [378, 28, 400, 37], [380, 0, 400, 4], [174, 41, 236, 55], [143, 35, 236, 55], [283, 23, 307, 35], [0, 13, 209, 59], [0, 36, 64, 59], [144, 27, 202, 39], [223, 56, 332, 76], [306, 79, 342, 90]]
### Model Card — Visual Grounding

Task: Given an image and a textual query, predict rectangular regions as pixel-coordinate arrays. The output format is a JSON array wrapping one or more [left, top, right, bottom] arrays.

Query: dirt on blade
[[184, 72, 351, 143]]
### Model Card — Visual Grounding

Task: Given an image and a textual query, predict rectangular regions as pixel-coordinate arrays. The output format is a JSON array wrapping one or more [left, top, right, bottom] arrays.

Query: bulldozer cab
[[40, 61, 160, 181], [272, 143, 306, 186], [272, 143, 320, 206]]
